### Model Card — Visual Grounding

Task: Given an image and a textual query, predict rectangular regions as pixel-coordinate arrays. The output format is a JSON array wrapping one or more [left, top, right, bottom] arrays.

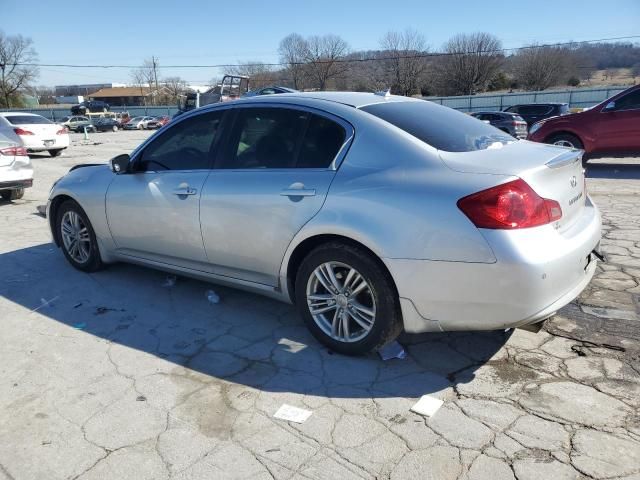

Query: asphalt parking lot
[[1, 131, 639, 480]]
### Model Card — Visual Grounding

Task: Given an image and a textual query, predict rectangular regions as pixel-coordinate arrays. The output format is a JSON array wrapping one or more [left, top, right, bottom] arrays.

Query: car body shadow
[[585, 160, 640, 180], [0, 243, 513, 400]]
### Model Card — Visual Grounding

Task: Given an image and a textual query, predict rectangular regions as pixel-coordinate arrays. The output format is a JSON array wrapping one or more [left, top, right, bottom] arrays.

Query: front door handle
[[173, 187, 197, 196], [280, 188, 316, 197]]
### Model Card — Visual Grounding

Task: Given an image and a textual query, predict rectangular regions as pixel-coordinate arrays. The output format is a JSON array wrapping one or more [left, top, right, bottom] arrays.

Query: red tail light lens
[[458, 179, 562, 229], [13, 127, 34, 136], [0, 146, 28, 156], [56, 128, 67, 135]]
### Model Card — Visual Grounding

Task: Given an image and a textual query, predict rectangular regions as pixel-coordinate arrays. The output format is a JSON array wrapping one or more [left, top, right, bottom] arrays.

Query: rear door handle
[[280, 188, 316, 197], [173, 187, 198, 196]]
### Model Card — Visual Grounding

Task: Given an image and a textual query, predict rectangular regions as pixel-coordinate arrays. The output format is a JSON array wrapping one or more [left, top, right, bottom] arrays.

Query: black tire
[[56, 200, 104, 272], [1, 188, 24, 201], [547, 133, 583, 150], [49, 149, 63, 157], [294, 242, 403, 356]]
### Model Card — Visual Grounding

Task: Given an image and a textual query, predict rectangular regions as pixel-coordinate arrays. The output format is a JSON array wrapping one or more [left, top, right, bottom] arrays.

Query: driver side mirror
[[603, 101, 616, 111], [109, 154, 130, 174]]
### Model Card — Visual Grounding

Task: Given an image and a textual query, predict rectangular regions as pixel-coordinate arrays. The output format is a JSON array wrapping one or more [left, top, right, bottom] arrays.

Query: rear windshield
[[361, 101, 513, 152], [4, 115, 52, 125]]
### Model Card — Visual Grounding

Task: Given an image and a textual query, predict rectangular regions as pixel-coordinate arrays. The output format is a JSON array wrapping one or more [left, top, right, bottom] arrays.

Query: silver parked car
[[47, 92, 602, 355]]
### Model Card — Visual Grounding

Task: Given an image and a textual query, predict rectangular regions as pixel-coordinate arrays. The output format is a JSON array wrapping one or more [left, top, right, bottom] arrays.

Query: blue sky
[[3, 0, 639, 87]]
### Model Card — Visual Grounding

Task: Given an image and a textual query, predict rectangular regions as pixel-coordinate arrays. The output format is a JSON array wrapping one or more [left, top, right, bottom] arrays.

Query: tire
[[49, 149, 63, 157], [112, 125, 118, 132], [547, 133, 583, 150], [138, 124, 144, 130], [294, 242, 403, 355], [1, 188, 24, 201], [56, 200, 104, 272]]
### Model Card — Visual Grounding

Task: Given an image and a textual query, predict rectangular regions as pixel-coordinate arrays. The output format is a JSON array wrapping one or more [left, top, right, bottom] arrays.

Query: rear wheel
[[49, 149, 63, 157], [56, 200, 104, 272], [1, 188, 24, 201], [112, 125, 118, 132], [294, 243, 403, 355]]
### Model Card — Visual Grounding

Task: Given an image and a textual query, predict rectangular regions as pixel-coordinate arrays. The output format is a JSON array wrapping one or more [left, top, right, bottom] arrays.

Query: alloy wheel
[[306, 261, 376, 343], [553, 139, 575, 148], [60, 211, 91, 263]]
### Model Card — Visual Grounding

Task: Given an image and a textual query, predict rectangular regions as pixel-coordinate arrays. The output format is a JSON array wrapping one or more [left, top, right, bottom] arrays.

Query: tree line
[[1, 29, 640, 108]]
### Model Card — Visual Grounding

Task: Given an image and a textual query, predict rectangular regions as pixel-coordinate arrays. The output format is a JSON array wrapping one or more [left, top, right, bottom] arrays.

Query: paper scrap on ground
[[379, 341, 406, 360], [73, 322, 87, 330], [410, 395, 444, 417], [205, 290, 220, 304], [273, 404, 313, 424]]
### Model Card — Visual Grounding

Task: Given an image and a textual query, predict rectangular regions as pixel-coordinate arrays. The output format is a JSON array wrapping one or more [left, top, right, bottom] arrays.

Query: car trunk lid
[[439, 141, 586, 232]]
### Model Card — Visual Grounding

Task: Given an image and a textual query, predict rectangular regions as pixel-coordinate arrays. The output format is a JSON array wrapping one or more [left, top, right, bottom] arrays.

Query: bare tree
[[302, 34, 350, 90], [434, 32, 503, 95], [0, 32, 38, 108], [380, 29, 429, 96], [229, 61, 279, 89], [130, 68, 150, 106], [130, 57, 160, 105], [162, 76, 188, 103], [278, 33, 307, 89], [512, 45, 577, 91]]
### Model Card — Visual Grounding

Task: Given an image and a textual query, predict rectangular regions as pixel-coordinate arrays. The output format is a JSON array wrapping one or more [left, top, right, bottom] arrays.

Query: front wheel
[[56, 200, 104, 272], [294, 243, 403, 355], [112, 125, 118, 132]]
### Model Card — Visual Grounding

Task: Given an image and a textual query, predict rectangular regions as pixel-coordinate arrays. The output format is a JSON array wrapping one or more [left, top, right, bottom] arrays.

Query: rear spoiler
[[545, 149, 583, 169]]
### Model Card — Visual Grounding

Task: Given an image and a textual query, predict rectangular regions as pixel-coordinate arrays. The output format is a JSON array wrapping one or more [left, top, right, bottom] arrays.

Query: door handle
[[280, 188, 316, 197], [173, 187, 197, 196]]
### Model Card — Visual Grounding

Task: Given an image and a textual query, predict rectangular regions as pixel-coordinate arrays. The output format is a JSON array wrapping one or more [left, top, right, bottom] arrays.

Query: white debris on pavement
[[205, 289, 220, 304], [31, 296, 59, 313], [273, 404, 313, 424], [410, 395, 444, 418], [378, 340, 406, 360]]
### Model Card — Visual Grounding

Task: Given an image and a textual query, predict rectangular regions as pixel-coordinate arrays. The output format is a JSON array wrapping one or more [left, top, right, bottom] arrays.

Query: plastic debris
[[31, 296, 59, 313], [273, 404, 313, 424], [205, 289, 220, 304], [73, 322, 87, 330], [73, 302, 83, 309], [410, 395, 444, 418], [162, 275, 177, 287], [136, 395, 147, 402], [378, 341, 406, 361]]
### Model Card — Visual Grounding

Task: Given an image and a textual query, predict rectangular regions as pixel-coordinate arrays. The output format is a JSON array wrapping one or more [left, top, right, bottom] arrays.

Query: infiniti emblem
[[570, 176, 577, 188]]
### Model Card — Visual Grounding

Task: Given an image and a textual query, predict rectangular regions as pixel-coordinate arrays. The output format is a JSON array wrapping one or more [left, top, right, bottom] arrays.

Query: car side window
[[137, 110, 224, 172], [297, 114, 346, 168], [613, 90, 640, 111], [219, 107, 307, 169]]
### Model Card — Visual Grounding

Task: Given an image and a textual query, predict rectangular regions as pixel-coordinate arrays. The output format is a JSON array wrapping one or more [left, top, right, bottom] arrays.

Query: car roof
[[472, 111, 513, 115], [0, 112, 43, 117], [507, 103, 568, 107], [238, 91, 422, 109]]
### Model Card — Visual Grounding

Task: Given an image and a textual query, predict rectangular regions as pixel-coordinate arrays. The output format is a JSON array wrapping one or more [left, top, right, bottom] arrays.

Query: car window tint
[[297, 114, 346, 168], [220, 108, 307, 169], [138, 111, 223, 171], [614, 90, 640, 110], [4, 115, 52, 125], [504, 106, 518, 113], [362, 101, 513, 152]]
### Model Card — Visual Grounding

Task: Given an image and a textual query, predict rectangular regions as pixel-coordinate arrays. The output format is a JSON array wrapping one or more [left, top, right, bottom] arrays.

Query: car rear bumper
[[22, 135, 70, 151], [386, 198, 601, 333], [0, 178, 33, 190]]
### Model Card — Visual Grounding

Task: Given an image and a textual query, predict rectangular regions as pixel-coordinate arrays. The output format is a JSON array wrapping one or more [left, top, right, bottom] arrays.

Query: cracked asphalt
[[0, 131, 639, 480]]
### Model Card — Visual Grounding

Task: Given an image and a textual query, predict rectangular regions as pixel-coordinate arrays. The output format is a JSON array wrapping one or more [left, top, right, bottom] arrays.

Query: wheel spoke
[[350, 300, 374, 319], [323, 263, 342, 292], [350, 277, 368, 296], [78, 227, 90, 242], [343, 268, 356, 290], [348, 309, 374, 331], [314, 268, 334, 294], [342, 311, 350, 339], [331, 308, 340, 337], [309, 304, 338, 315]]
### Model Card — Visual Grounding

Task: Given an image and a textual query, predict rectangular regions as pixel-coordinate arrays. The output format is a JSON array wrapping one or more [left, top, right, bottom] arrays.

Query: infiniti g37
[[47, 92, 601, 355]]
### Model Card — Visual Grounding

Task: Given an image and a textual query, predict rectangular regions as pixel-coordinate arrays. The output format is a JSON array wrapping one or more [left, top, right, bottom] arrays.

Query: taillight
[[14, 127, 34, 135], [0, 146, 28, 156], [458, 179, 562, 229], [56, 128, 67, 135]]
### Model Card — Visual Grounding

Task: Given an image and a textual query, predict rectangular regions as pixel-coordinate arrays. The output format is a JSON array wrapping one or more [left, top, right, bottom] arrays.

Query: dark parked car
[[242, 86, 298, 97], [503, 103, 570, 126], [528, 84, 640, 161], [71, 101, 110, 115], [92, 118, 120, 132], [470, 111, 528, 139]]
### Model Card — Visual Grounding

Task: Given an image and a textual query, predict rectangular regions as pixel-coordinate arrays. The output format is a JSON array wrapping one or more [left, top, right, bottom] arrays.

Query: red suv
[[528, 85, 640, 161]]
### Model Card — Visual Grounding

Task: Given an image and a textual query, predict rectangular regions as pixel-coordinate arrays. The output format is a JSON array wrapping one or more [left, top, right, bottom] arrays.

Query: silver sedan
[[47, 92, 602, 355]]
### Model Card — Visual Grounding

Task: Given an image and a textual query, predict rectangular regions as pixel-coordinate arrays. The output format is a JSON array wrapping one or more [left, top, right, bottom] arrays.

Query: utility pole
[[152, 56, 159, 106]]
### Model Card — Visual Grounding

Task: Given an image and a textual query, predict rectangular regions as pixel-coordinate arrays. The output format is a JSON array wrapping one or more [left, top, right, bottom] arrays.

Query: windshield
[[4, 115, 53, 125], [130, 117, 143, 122], [60, 116, 71, 122], [361, 101, 513, 152]]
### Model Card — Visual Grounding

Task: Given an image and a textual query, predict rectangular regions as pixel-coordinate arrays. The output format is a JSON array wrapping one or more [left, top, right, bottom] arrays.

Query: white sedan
[[0, 131, 32, 201], [123, 116, 156, 130], [0, 112, 69, 157]]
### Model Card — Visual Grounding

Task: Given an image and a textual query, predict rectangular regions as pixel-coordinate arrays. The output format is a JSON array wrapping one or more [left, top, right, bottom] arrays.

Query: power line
[[9, 35, 640, 70]]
